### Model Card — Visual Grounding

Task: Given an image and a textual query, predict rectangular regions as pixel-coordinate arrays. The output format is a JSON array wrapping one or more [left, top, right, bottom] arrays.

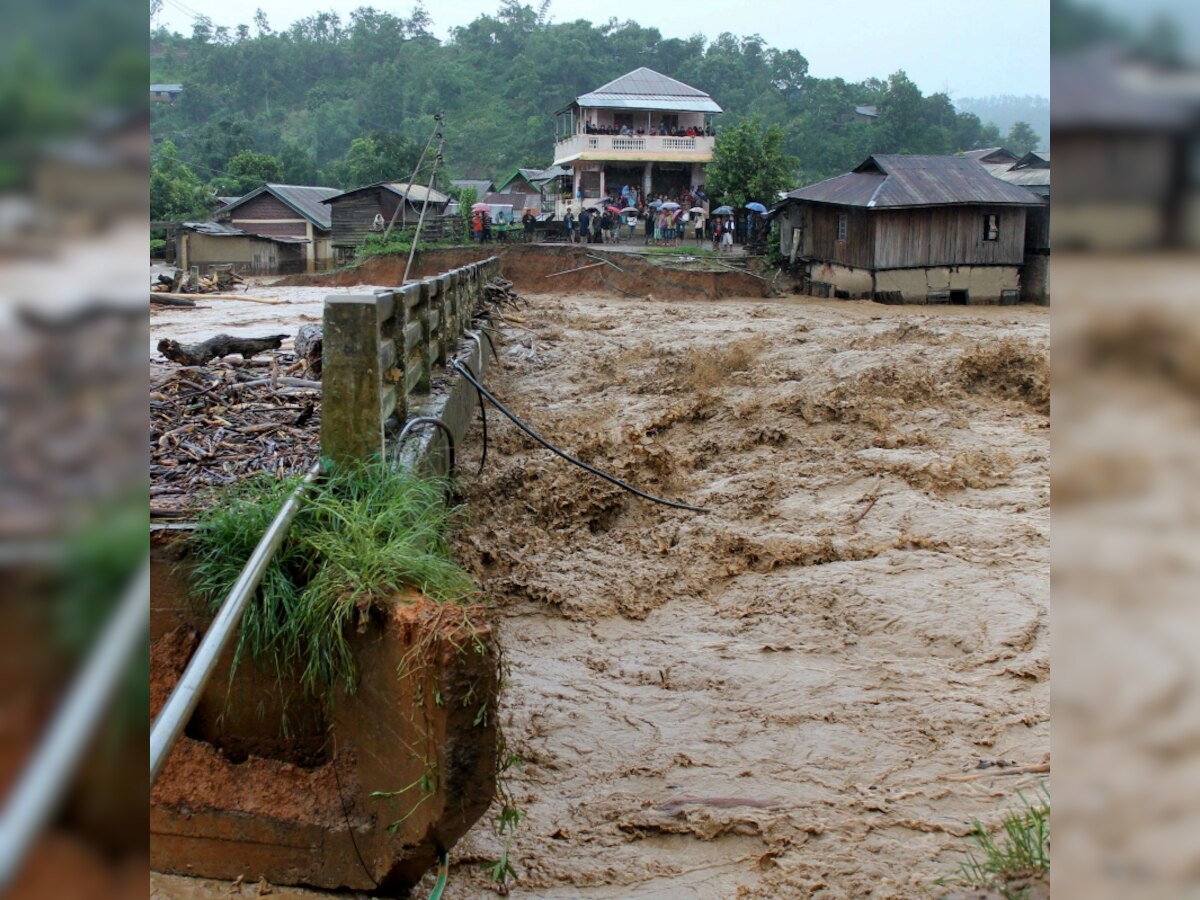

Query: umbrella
[[712, 205, 734, 215], [648, 199, 663, 207], [471, 202, 489, 212], [621, 206, 639, 213], [745, 202, 768, 213], [689, 206, 706, 214], [606, 205, 622, 214], [660, 201, 681, 210]]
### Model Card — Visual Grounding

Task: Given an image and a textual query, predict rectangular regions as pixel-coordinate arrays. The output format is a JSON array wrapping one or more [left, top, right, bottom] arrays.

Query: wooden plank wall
[[229, 194, 308, 238], [806, 205, 876, 269], [872, 206, 1027, 268]]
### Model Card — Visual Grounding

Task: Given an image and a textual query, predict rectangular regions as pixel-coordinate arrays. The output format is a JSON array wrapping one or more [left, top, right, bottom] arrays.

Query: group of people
[[583, 121, 716, 138], [470, 208, 537, 243], [561, 199, 739, 252]]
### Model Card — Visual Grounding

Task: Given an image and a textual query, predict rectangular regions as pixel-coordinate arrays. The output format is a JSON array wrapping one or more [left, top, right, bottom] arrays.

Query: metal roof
[[783, 155, 1044, 209], [962, 147, 1018, 163], [181, 221, 310, 243], [450, 179, 495, 195], [1012, 151, 1050, 168], [1052, 56, 1195, 131], [324, 182, 450, 207], [221, 184, 340, 230], [150, 84, 182, 92], [570, 67, 722, 114], [854, 105, 878, 118]]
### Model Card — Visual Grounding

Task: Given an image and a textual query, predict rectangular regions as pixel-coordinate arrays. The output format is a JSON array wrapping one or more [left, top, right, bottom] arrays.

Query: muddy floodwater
[[152, 290, 1049, 899]]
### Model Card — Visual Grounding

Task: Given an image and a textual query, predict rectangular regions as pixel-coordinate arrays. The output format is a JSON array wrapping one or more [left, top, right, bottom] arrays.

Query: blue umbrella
[[712, 205, 734, 215], [745, 201, 768, 213]]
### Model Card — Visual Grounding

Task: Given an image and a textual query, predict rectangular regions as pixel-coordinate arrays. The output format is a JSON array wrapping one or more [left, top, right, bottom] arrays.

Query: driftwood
[[295, 323, 323, 377], [152, 291, 284, 305], [157, 333, 288, 366], [941, 763, 1050, 783], [151, 294, 197, 308]]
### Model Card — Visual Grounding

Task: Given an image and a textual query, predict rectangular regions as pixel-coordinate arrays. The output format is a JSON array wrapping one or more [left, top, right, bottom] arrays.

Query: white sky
[[155, 0, 1050, 99]]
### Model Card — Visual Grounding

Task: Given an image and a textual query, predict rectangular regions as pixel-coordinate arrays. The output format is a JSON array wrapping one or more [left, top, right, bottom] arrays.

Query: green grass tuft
[[943, 784, 1050, 899], [188, 461, 478, 703]]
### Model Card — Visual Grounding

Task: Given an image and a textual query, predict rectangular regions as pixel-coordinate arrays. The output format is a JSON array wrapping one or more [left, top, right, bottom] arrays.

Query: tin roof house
[[773, 154, 1045, 305], [551, 68, 722, 212]]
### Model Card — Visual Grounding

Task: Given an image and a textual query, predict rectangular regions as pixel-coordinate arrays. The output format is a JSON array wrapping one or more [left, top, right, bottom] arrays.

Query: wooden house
[[1052, 55, 1197, 249], [176, 221, 309, 275], [774, 154, 1045, 305], [216, 184, 340, 272], [323, 182, 451, 257], [978, 150, 1051, 304]]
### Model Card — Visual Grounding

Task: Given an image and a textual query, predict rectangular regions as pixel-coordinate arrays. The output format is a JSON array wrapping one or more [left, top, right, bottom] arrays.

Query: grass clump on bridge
[[189, 461, 477, 702]]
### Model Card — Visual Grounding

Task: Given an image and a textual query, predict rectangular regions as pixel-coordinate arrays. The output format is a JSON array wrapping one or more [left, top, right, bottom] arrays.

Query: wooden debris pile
[[150, 348, 321, 519], [483, 277, 523, 310]]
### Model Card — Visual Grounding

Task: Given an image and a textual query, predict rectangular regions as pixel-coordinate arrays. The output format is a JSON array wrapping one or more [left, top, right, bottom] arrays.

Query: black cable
[[395, 416, 456, 475], [458, 359, 488, 475], [448, 359, 708, 514], [330, 737, 380, 890]]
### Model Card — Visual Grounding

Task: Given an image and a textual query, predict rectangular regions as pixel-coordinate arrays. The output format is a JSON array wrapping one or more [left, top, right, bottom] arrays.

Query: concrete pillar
[[599, 167, 606, 202], [573, 167, 581, 201], [643, 162, 653, 198], [305, 222, 315, 274]]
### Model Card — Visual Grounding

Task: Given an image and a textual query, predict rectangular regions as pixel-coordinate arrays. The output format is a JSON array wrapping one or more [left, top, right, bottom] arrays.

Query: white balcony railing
[[553, 133, 715, 161]]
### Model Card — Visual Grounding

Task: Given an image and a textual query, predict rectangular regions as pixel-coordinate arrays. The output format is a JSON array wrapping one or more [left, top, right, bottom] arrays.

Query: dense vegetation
[[149, 0, 1053, 216]]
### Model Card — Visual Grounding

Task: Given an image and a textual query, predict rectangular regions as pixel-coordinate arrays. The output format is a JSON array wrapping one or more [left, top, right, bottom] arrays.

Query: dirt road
[[151, 288, 1048, 899]]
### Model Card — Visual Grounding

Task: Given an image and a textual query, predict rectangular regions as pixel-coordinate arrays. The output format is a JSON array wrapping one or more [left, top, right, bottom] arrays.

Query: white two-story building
[[552, 68, 722, 211]]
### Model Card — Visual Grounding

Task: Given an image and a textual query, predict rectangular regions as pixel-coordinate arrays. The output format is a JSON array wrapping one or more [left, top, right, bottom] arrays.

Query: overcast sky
[[155, 0, 1050, 99]]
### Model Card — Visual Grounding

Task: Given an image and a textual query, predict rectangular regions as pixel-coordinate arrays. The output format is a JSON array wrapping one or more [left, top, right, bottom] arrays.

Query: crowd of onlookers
[[583, 121, 716, 138]]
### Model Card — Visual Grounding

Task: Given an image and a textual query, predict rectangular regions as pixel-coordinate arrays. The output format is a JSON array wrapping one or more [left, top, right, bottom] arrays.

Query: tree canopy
[[705, 116, 796, 209], [150, 2, 1035, 213]]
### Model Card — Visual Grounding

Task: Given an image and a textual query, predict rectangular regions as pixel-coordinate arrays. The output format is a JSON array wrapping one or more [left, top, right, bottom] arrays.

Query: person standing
[[482, 211, 492, 243], [564, 208, 576, 244], [591, 211, 602, 244], [522, 209, 536, 243], [472, 211, 483, 243], [722, 216, 734, 252], [694, 211, 705, 246], [578, 207, 590, 245]]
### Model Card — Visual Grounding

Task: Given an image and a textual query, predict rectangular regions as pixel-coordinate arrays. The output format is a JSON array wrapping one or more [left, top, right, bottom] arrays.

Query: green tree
[[218, 149, 283, 194], [1006, 121, 1040, 155], [705, 115, 796, 209], [151, 140, 212, 221], [322, 134, 420, 190]]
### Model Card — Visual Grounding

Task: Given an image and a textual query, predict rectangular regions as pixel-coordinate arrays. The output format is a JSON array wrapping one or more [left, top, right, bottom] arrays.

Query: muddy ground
[[151, 286, 1049, 898]]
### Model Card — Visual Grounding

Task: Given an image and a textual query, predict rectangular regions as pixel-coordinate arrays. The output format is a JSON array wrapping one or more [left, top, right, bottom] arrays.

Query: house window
[[837, 214, 847, 242], [983, 214, 1000, 241]]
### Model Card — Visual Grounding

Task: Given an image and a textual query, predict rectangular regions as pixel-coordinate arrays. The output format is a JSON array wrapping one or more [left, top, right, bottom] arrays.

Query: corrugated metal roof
[[151, 84, 182, 92], [383, 182, 450, 204], [784, 155, 1043, 209], [181, 221, 310, 243], [963, 147, 1018, 163], [1012, 151, 1050, 169], [483, 191, 539, 210], [531, 164, 571, 184], [324, 182, 451, 208], [450, 179, 495, 195], [1052, 56, 1195, 131], [854, 105, 878, 118], [221, 184, 341, 230], [573, 67, 722, 113]]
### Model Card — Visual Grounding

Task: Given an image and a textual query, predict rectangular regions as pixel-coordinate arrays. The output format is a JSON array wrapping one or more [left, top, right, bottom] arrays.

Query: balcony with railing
[[553, 132, 716, 164]]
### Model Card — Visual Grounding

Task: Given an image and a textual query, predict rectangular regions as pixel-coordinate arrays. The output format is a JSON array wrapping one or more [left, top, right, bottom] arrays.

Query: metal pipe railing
[[148, 459, 322, 786], [0, 556, 150, 890]]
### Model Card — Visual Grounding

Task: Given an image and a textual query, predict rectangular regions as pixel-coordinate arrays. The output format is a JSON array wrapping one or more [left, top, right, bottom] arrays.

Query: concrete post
[[321, 295, 385, 465]]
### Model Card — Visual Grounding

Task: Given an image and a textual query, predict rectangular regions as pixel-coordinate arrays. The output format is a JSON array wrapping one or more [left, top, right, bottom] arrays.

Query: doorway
[[950, 289, 969, 305]]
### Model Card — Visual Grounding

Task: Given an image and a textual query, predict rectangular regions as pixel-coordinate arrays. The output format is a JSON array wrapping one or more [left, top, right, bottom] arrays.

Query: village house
[[323, 182, 451, 259], [213, 183, 339, 272], [150, 83, 183, 104], [774, 154, 1045, 305], [1052, 53, 1199, 248], [175, 221, 311, 275], [970, 148, 1051, 304], [552, 67, 722, 212]]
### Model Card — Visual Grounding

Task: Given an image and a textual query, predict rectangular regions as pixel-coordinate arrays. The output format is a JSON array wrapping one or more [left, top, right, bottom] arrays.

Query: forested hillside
[[954, 96, 1050, 150], [150, 1, 1037, 217]]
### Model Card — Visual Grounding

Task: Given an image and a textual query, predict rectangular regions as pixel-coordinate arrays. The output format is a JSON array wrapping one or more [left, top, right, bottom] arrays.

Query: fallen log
[[157, 334, 289, 366], [153, 291, 284, 305], [295, 323, 323, 377], [151, 295, 197, 308]]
